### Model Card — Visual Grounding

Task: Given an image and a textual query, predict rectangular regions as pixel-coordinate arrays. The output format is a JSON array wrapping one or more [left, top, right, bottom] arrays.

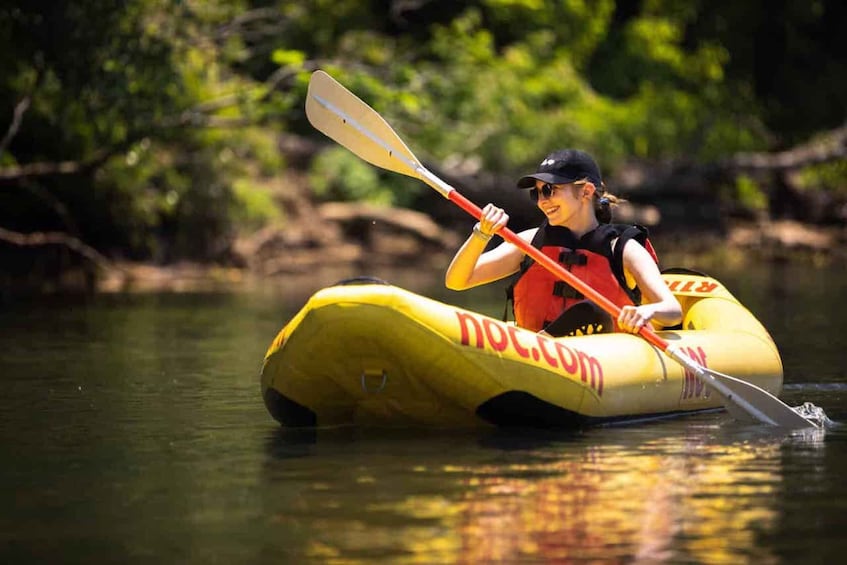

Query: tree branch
[[0, 60, 321, 185], [0, 97, 31, 156], [0, 141, 136, 184], [214, 7, 284, 41], [722, 123, 847, 172], [0, 66, 44, 156], [0, 226, 119, 272]]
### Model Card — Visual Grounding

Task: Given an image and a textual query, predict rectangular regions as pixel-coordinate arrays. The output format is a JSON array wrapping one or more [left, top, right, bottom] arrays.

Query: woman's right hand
[[478, 203, 509, 237], [446, 203, 520, 290]]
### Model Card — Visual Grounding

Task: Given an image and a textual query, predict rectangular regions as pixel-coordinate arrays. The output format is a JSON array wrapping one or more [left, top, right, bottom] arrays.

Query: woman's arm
[[444, 204, 530, 290], [617, 240, 683, 333]]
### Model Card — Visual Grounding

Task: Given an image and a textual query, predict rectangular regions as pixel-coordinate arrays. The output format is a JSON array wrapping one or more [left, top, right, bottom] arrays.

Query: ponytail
[[593, 181, 622, 224]]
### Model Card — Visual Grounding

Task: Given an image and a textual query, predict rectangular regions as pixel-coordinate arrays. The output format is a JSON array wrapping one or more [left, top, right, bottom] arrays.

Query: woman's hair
[[592, 180, 624, 224], [565, 178, 625, 224]]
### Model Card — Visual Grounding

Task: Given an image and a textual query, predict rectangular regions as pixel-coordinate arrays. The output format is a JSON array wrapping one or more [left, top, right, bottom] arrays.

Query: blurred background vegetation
[[1, 0, 845, 292]]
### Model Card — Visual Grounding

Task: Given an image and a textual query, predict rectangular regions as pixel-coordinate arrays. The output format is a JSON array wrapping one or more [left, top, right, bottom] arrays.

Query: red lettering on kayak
[[554, 342, 579, 374], [577, 349, 604, 395], [681, 346, 711, 400], [456, 312, 484, 348], [508, 325, 531, 358], [483, 319, 508, 352], [696, 281, 718, 293], [455, 311, 605, 395], [536, 335, 559, 367], [665, 278, 719, 294]]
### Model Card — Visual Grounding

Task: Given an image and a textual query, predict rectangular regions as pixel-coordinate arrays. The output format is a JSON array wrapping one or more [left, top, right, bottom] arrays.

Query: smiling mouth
[[542, 205, 559, 215]]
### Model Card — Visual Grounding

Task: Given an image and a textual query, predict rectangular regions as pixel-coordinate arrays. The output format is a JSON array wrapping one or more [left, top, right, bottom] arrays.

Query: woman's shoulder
[[610, 224, 654, 260]]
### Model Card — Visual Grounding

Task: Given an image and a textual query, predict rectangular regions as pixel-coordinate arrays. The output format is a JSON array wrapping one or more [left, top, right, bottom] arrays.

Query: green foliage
[[731, 175, 768, 214], [795, 161, 847, 197], [232, 178, 282, 230], [277, 0, 774, 180], [309, 147, 418, 207], [1, 0, 844, 274], [683, 0, 847, 144], [0, 0, 289, 261]]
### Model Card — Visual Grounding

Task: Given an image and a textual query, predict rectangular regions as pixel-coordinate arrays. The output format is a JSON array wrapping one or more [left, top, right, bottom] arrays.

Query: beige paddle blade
[[703, 368, 820, 428], [666, 344, 819, 428], [305, 70, 422, 179]]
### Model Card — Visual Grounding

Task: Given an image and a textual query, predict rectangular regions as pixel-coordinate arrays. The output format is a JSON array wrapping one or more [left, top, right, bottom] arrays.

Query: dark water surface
[[1, 262, 846, 564]]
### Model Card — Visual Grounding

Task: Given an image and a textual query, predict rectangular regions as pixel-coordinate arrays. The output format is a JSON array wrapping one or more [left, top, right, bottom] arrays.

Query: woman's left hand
[[617, 304, 654, 334]]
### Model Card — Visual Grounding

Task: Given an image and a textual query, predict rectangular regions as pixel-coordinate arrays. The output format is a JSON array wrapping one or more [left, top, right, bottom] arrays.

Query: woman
[[445, 149, 682, 335]]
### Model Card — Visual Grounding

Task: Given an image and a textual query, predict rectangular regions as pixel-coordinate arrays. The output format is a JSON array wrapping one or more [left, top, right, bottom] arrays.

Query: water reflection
[[260, 419, 829, 563], [2, 263, 845, 563]]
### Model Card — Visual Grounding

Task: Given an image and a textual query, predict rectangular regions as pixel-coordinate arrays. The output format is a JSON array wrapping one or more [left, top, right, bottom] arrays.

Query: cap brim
[[516, 173, 578, 189]]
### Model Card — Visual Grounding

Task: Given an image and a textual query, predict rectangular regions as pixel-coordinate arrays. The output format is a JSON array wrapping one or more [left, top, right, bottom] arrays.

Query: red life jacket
[[507, 223, 658, 333]]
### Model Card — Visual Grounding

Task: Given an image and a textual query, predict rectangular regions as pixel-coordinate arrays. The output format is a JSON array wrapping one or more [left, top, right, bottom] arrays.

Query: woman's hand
[[617, 304, 657, 334], [477, 203, 509, 237], [619, 239, 683, 331], [445, 203, 527, 290]]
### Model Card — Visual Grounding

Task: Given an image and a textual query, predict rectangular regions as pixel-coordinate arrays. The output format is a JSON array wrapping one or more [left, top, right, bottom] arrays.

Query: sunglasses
[[529, 181, 586, 202]]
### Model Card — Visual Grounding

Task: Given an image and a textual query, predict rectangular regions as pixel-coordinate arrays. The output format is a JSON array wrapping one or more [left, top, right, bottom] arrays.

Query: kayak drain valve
[[361, 370, 387, 393]]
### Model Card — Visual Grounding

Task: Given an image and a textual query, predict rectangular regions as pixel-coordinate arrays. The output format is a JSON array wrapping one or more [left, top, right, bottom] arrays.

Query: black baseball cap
[[516, 149, 603, 189]]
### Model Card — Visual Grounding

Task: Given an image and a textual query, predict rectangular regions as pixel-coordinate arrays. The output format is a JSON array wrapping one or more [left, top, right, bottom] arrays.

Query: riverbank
[[91, 217, 844, 294]]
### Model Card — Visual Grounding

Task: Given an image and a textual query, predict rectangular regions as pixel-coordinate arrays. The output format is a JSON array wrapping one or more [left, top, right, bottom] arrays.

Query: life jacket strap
[[552, 281, 583, 299], [558, 251, 587, 266]]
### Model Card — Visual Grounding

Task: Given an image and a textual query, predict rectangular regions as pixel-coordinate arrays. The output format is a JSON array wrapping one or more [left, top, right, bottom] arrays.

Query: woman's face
[[532, 180, 591, 226]]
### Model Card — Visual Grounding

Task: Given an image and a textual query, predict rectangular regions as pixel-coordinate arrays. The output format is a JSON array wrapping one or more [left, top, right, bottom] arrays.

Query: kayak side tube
[[261, 273, 783, 428]]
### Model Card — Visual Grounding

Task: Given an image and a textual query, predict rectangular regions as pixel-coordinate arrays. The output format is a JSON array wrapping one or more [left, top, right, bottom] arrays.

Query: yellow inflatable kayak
[[261, 271, 783, 428]]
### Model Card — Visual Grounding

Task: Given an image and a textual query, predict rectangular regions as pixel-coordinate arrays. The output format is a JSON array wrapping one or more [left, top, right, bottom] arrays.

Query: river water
[[1, 261, 845, 564]]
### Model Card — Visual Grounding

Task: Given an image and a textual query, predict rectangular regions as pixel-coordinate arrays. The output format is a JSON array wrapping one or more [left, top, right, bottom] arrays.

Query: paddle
[[304, 69, 818, 429]]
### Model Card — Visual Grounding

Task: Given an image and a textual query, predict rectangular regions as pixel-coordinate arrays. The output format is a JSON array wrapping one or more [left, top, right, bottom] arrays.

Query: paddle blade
[[306, 70, 421, 179], [703, 368, 820, 428]]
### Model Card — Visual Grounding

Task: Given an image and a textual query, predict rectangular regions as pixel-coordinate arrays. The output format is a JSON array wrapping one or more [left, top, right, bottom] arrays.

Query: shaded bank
[[2, 148, 845, 296], [3, 215, 838, 298]]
